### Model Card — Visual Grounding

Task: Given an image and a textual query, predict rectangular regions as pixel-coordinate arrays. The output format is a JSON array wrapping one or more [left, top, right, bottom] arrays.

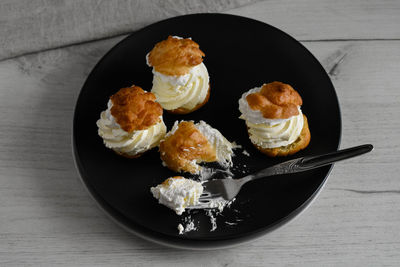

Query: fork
[[189, 144, 373, 209]]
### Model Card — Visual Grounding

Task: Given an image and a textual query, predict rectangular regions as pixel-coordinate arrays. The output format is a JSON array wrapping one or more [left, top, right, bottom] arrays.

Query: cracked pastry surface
[[159, 121, 233, 174], [110, 85, 163, 132], [147, 35, 204, 76], [147, 36, 210, 113], [245, 82, 302, 120], [239, 81, 310, 156], [96, 85, 167, 158]]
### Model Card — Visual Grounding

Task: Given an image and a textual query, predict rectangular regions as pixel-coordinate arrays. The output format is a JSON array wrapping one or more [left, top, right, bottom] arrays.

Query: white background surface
[[0, 0, 399, 266]]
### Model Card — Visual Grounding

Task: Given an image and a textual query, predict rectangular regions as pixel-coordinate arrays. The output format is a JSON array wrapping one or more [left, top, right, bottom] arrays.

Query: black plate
[[73, 14, 341, 249]]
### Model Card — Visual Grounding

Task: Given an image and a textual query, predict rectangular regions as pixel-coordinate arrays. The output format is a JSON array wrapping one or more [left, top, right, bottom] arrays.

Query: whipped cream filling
[[97, 100, 166, 156], [246, 112, 304, 148], [149, 63, 209, 110], [152, 69, 191, 86], [238, 87, 304, 149], [150, 177, 203, 215], [194, 120, 234, 168]]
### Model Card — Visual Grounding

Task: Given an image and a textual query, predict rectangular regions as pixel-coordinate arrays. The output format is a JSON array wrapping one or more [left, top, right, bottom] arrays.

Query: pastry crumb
[[178, 218, 197, 234], [178, 224, 184, 234], [242, 150, 250, 156], [231, 141, 242, 149]]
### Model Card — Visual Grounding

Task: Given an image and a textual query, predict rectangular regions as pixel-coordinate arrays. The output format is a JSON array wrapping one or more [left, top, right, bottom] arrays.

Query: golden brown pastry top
[[147, 36, 205, 76], [110, 85, 162, 132], [159, 121, 216, 173], [246, 81, 303, 119]]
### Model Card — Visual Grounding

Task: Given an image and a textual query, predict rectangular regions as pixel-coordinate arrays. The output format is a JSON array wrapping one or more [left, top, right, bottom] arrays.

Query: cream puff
[[146, 36, 210, 114], [96, 85, 167, 158], [238, 81, 310, 157], [159, 121, 233, 174], [150, 176, 203, 215]]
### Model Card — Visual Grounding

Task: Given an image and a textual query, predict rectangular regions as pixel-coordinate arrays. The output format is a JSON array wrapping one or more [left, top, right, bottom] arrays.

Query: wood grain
[[0, 0, 261, 61], [2, 0, 400, 61], [226, 0, 400, 41], [1, 1, 400, 266], [0, 35, 399, 266]]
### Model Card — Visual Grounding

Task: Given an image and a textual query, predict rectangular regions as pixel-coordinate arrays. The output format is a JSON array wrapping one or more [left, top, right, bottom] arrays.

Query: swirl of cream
[[150, 62, 209, 110], [96, 100, 167, 156], [246, 112, 304, 148], [238, 87, 304, 148]]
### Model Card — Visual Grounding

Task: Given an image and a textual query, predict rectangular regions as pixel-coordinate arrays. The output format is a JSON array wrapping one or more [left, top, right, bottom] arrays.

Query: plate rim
[[72, 13, 342, 249]]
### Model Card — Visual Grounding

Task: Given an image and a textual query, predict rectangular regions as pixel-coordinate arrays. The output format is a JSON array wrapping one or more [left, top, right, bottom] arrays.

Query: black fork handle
[[251, 144, 373, 180]]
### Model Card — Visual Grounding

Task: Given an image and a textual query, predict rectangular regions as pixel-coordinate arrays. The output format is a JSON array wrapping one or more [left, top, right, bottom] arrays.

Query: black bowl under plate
[[73, 14, 341, 249]]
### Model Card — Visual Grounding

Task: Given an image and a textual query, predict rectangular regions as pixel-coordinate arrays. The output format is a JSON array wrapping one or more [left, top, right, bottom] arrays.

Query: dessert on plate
[[150, 176, 203, 215], [159, 120, 233, 174], [238, 81, 310, 157], [96, 85, 167, 158], [146, 36, 210, 114]]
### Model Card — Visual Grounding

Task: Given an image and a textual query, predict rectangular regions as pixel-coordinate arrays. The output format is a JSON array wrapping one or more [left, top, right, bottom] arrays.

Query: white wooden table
[[1, 1, 399, 266]]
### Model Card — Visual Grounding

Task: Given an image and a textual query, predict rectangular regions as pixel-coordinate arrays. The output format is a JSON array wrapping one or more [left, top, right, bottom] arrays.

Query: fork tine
[[199, 192, 222, 200], [200, 191, 212, 197], [186, 199, 212, 209], [188, 195, 229, 210], [185, 191, 222, 210]]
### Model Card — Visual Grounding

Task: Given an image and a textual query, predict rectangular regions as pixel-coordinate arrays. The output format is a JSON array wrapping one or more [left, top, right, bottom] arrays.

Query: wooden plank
[[226, 0, 400, 41], [0, 0, 260, 61], [0, 36, 399, 265]]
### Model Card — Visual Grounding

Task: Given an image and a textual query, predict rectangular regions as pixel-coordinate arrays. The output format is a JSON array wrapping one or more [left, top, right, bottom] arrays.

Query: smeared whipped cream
[[238, 87, 304, 149], [177, 218, 197, 235], [207, 197, 230, 211], [207, 210, 217, 232], [194, 121, 234, 168], [150, 177, 203, 215], [97, 100, 166, 156]]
